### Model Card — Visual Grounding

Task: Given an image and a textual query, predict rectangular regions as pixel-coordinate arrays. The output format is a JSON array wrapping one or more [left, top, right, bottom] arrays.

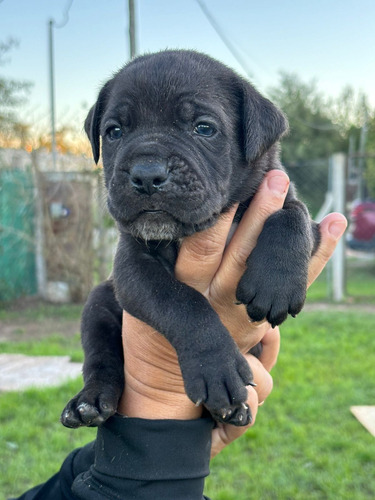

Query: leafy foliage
[[0, 39, 32, 134], [268, 72, 375, 211], [268, 72, 347, 165]]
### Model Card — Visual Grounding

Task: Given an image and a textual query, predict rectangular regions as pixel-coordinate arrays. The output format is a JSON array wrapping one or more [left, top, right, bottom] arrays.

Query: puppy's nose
[[130, 161, 170, 195]]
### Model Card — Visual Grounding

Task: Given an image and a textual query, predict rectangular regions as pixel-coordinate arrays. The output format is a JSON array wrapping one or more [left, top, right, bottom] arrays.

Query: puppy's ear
[[84, 82, 111, 164], [241, 83, 288, 163]]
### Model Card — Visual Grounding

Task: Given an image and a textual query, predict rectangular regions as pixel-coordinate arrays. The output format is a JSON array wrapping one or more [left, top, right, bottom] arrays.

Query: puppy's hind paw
[[61, 386, 119, 428]]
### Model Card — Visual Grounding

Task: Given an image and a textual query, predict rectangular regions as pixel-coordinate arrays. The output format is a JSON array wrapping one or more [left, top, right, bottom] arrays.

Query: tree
[[268, 72, 347, 165], [0, 39, 32, 138], [267, 73, 368, 215], [0, 42, 91, 157]]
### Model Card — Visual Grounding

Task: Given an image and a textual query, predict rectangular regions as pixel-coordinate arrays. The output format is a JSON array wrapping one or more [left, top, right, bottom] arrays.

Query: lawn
[[205, 311, 375, 499], [306, 257, 375, 303], [1, 305, 375, 498]]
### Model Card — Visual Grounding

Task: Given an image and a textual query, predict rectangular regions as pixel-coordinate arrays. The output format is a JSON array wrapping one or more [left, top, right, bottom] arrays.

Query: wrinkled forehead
[[103, 57, 235, 125]]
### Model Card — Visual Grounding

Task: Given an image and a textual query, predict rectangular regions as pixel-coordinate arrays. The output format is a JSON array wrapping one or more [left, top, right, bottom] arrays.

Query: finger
[[175, 205, 237, 293], [217, 170, 290, 289], [257, 326, 280, 372], [308, 213, 347, 288], [244, 353, 274, 405]]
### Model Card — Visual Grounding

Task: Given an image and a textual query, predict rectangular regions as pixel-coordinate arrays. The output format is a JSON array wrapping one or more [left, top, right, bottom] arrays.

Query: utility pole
[[357, 104, 368, 200], [47, 2, 73, 170], [48, 19, 57, 170], [128, 0, 137, 59]]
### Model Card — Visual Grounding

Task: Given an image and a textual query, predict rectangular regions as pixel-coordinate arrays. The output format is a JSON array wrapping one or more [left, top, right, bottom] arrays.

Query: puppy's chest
[[147, 218, 240, 276], [147, 240, 179, 274]]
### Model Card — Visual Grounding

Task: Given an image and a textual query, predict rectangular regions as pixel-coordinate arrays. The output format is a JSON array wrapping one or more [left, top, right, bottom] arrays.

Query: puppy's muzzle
[[130, 160, 170, 195]]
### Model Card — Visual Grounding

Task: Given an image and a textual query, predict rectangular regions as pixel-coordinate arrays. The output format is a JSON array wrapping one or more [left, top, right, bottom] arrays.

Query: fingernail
[[328, 221, 347, 239], [267, 174, 289, 194]]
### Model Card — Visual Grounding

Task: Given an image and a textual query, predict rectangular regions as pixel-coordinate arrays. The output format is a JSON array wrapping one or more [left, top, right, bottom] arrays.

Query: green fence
[[0, 168, 37, 302]]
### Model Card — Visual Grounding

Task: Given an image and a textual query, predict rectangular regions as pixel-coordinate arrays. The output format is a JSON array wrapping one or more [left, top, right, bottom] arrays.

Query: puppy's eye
[[107, 126, 123, 140], [194, 123, 216, 137]]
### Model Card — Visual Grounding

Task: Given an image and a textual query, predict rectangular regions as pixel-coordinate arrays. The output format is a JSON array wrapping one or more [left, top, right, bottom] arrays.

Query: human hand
[[209, 207, 347, 455], [118, 170, 347, 456], [174, 170, 347, 456]]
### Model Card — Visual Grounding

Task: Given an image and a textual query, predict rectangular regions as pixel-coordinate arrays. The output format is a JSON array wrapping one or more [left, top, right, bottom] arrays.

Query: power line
[[195, 0, 253, 79], [54, 0, 74, 29]]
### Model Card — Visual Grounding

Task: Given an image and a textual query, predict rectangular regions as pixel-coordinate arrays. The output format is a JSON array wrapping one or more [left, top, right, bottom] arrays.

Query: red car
[[347, 200, 375, 251]]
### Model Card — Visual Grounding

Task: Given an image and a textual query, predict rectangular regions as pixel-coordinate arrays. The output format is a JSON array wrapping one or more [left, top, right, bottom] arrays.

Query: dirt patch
[[1, 301, 373, 344], [0, 297, 82, 342], [304, 303, 375, 314], [0, 318, 80, 342]]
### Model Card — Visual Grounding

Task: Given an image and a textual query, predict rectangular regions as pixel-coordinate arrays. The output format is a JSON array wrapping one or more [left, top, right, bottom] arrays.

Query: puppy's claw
[[221, 408, 233, 420], [195, 398, 203, 407]]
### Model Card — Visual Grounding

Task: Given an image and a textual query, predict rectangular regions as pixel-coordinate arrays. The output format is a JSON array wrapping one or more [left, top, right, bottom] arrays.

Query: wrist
[[118, 383, 202, 420]]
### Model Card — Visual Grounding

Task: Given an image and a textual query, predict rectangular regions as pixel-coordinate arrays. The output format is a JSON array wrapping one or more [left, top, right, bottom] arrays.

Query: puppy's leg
[[114, 234, 253, 426], [236, 194, 320, 327], [61, 280, 124, 428]]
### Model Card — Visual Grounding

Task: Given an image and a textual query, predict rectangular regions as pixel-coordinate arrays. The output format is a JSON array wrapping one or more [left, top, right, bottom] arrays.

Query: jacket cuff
[[72, 414, 214, 500]]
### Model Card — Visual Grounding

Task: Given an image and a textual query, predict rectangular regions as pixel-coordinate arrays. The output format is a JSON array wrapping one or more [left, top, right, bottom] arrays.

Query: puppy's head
[[85, 50, 287, 240]]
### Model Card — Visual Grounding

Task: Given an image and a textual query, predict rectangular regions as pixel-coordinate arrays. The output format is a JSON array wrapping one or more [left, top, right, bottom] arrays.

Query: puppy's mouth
[[118, 209, 181, 241], [142, 209, 166, 215], [116, 207, 220, 241]]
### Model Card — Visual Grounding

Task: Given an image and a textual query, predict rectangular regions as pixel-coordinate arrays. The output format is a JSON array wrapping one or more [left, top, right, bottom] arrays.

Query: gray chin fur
[[129, 218, 182, 241], [121, 210, 222, 241]]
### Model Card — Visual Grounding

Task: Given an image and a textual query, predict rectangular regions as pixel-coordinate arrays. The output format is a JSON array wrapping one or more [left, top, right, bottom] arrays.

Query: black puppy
[[61, 50, 319, 428]]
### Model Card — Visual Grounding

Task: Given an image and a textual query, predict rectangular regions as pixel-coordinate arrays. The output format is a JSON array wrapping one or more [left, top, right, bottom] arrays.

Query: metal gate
[[0, 168, 37, 302]]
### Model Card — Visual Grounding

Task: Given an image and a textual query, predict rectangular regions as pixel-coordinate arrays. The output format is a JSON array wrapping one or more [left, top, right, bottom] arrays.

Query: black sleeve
[[11, 415, 214, 500]]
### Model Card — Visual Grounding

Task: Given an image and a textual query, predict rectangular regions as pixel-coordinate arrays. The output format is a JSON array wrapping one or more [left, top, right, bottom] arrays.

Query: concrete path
[[0, 353, 82, 391]]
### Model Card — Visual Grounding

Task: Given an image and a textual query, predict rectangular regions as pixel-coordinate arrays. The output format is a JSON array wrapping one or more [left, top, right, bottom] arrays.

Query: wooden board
[[350, 406, 375, 437]]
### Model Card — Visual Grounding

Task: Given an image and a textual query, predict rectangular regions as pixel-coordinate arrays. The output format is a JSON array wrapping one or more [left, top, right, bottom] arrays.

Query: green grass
[[346, 260, 375, 302], [0, 380, 96, 497], [0, 301, 82, 321], [1, 308, 375, 498], [306, 259, 375, 303], [205, 311, 375, 500], [0, 333, 83, 362]]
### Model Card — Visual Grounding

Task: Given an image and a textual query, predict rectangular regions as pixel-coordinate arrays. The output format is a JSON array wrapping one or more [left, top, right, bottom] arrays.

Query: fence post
[[330, 153, 346, 302], [31, 151, 47, 298]]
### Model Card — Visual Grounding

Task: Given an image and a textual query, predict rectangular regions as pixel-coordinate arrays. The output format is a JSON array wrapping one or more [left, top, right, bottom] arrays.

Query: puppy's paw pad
[[211, 403, 252, 427]]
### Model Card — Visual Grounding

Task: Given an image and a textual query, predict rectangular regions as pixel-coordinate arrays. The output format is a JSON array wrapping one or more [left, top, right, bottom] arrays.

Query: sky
[[1, 0, 374, 134]]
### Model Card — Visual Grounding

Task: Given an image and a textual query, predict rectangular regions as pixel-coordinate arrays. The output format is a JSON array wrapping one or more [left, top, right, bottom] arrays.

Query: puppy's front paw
[[61, 383, 121, 428], [181, 343, 253, 426], [210, 402, 252, 427], [236, 247, 307, 327]]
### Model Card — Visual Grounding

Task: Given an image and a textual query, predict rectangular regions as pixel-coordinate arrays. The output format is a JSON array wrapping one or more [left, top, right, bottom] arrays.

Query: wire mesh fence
[[0, 168, 37, 301], [0, 149, 374, 305], [0, 154, 116, 304]]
